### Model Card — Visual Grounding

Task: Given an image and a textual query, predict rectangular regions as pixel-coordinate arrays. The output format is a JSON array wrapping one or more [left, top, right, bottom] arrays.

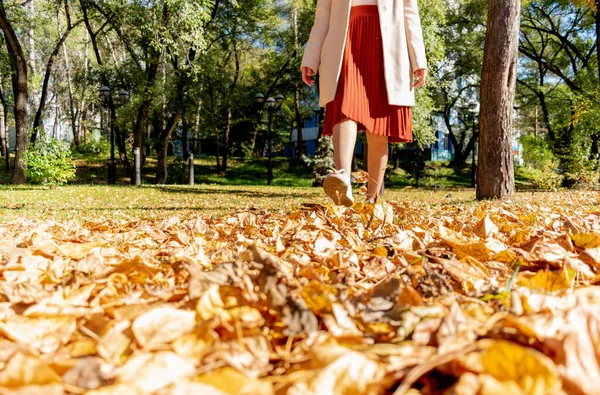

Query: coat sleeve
[[300, 0, 332, 74], [404, 0, 428, 71]]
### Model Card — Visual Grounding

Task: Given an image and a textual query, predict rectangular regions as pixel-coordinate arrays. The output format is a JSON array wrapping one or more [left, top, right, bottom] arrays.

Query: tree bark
[[0, 86, 5, 158], [132, 47, 159, 164], [32, 14, 80, 142], [0, 85, 8, 171], [80, 0, 131, 175], [476, 0, 520, 200], [595, 0, 600, 82], [0, 0, 28, 184], [156, 110, 182, 184], [78, 28, 90, 143]]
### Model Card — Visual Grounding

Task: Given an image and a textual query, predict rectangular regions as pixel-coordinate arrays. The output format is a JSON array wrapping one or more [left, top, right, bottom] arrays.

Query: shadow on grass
[[153, 185, 311, 199]]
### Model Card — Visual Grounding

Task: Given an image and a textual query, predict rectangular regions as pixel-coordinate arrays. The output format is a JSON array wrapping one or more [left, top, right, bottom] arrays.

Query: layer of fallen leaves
[[1, 190, 600, 394]]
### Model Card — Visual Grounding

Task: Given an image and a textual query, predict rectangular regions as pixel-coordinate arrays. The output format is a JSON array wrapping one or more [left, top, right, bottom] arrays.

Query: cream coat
[[301, 0, 428, 107]]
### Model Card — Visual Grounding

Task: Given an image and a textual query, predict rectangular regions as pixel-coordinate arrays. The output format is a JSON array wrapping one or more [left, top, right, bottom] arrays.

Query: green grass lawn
[[0, 184, 474, 222], [2, 151, 541, 191]]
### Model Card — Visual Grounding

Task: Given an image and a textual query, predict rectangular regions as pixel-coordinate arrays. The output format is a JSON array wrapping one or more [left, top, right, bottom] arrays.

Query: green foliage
[[167, 157, 189, 185], [76, 139, 111, 156], [533, 160, 564, 191], [304, 136, 334, 187], [520, 134, 555, 169], [26, 137, 76, 186]]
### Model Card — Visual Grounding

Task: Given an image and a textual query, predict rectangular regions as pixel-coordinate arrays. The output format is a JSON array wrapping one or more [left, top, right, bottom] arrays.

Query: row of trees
[[0, 0, 597, 196]]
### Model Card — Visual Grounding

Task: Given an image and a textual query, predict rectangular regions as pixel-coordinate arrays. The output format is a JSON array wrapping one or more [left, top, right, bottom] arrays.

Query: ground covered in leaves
[[1, 188, 600, 394]]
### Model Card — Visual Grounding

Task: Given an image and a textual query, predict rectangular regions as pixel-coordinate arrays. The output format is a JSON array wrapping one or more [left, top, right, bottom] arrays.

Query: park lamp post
[[99, 86, 130, 185], [255, 93, 284, 186]]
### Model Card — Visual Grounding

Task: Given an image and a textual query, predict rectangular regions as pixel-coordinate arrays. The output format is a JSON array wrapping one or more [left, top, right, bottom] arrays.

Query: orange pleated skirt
[[323, 5, 412, 143]]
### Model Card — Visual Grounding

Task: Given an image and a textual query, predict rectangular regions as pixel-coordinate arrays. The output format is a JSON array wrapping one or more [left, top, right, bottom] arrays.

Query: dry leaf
[[132, 306, 196, 348], [479, 340, 562, 395]]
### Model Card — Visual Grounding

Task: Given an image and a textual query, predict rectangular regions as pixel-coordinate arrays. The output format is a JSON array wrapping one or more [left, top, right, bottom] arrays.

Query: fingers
[[413, 69, 427, 89], [301, 67, 315, 87]]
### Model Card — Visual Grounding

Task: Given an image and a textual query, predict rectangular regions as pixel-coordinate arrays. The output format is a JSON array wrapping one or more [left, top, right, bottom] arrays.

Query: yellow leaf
[[0, 316, 76, 354], [473, 214, 499, 239], [491, 249, 518, 263], [287, 346, 386, 395], [115, 351, 195, 393], [301, 280, 338, 314], [0, 384, 64, 395], [196, 367, 274, 395], [164, 381, 228, 395], [196, 284, 231, 322], [445, 239, 491, 261], [132, 306, 197, 349], [86, 384, 145, 395], [571, 233, 600, 249], [517, 269, 573, 293], [0, 352, 61, 387], [172, 328, 215, 360], [479, 340, 561, 395], [57, 241, 103, 259], [372, 246, 388, 257], [351, 170, 369, 184]]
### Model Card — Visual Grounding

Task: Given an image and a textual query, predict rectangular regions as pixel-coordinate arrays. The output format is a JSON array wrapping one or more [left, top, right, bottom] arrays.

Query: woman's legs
[[333, 119, 358, 174], [366, 131, 388, 202]]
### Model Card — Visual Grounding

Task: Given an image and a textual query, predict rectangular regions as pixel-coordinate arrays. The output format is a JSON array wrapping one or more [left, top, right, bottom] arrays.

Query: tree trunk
[[81, 0, 131, 175], [132, 48, 159, 172], [60, 17, 78, 146], [595, 0, 599, 83], [182, 116, 189, 159], [78, 28, 90, 143], [476, 0, 520, 200], [222, 36, 240, 172], [0, 86, 8, 170], [156, 110, 182, 184], [0, 87, 5, 157], [31, 14, 80, 141], [0, 1, 28, 184]]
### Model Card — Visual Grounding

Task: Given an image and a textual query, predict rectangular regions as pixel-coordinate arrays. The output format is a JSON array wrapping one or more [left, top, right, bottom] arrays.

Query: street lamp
[[255, 92, 284, 186]]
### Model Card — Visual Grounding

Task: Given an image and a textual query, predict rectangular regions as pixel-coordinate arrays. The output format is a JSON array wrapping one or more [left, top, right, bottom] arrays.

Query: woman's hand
[[413, 69, 427, 89], [302, 66, 316, 86]]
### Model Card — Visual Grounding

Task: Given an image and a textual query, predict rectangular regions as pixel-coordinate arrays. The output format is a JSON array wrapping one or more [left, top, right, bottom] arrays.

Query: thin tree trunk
[[0, 85, 8, 171], [223, 36, 240, 172], [80, 0, 131, 174], [156, 111, 182, 184], [182, 116, 189, 159], [596, 0, 599, 83], [60, 19, 78, 146], [132, 48, 159, 170], [194, 98, 201, 155], [0, 87, 5, 157], [77, 28, 90, 143], [32, 17, 80, 141], [476, 0, 520, 199], [0, 0, 28, 184]]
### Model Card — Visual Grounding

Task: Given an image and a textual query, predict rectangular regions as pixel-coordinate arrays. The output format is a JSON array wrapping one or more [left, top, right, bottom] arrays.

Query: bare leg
[[366, 131, 388, 202], [333, 119, 358, 174]]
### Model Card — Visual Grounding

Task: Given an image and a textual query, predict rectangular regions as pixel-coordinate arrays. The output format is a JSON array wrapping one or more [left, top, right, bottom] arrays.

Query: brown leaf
[[473, 214, 499, 239]]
